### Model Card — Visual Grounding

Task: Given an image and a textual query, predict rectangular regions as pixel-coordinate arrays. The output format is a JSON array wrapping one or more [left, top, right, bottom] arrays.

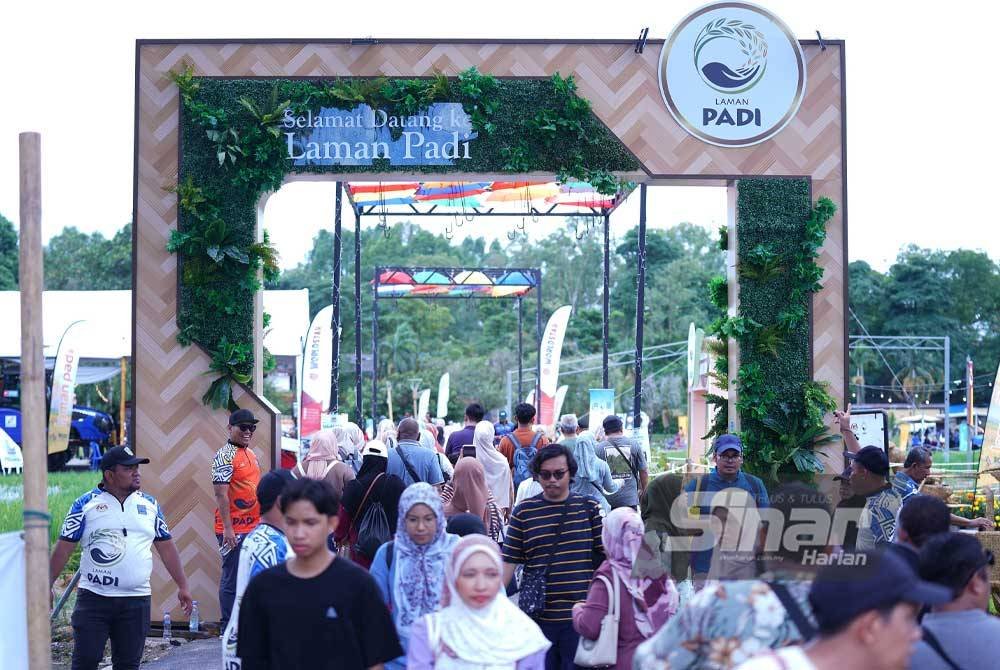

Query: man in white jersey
[[50, 446, 192, 670], [223, 469, 295, 670]]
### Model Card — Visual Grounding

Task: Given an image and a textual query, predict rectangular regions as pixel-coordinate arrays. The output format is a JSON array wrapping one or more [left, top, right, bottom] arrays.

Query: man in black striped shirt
[[503, 444, 605, 670]]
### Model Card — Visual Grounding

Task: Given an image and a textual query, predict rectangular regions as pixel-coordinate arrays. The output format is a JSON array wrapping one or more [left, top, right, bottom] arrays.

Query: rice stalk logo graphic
[[694, 18, 768, 93], [88, 528, 127, 567]]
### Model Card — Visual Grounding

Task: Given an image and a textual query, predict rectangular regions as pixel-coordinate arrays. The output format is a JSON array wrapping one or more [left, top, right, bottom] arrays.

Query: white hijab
[[429, 536, 550, 666], [473, 421, 512, 510]]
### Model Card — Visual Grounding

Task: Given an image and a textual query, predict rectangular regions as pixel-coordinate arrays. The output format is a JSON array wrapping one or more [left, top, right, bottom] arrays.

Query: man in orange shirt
[[498, 402, 550, 467], [212, 408, 262, 627]]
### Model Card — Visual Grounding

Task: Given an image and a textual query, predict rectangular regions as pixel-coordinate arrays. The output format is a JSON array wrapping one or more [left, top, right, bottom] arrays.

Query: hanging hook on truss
[[574, 220, 587, 241], [506, 229, 518, 241], [444, 221, 454, 240]]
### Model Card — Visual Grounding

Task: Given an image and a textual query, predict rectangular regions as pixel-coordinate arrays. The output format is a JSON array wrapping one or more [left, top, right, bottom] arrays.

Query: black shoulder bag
[[921, 627, 964, 670], [769, 582, 817, 642], [396, 446, 423, 485], [518, 496, 575, 617]]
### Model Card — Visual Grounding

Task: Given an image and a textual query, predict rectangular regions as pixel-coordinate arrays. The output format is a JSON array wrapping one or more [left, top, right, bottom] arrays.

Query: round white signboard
[[659, 1, 806, 147]]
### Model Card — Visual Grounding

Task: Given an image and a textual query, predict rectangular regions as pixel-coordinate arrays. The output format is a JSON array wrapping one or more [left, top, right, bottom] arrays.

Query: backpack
[[511, 432, 543, 490], [351, 474, 392, 560]]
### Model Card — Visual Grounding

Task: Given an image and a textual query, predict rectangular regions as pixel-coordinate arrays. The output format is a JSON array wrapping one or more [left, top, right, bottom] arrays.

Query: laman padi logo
[[659, 2, 806, 147], [88, 529, 126, 567], [694, 18, 767, 93]]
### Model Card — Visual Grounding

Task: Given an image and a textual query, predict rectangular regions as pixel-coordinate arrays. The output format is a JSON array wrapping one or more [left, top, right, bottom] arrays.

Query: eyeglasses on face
[[236, 423, 257, 433], [538, 469, 568, 481]]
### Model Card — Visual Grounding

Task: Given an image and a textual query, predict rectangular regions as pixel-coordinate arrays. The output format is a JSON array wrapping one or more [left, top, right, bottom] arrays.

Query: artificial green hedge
[[707, 178, 839, 482], [170, 68, 640, 408]]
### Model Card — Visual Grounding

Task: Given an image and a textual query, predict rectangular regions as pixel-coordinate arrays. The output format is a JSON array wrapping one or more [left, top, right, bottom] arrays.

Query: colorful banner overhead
[[349, 180, 616, 214], [436, 373, 450, 419], [300, 305, 333, 439], [47, 320, 85, 455], [537, 306, 572, 426], [375, 267, 538, 299]]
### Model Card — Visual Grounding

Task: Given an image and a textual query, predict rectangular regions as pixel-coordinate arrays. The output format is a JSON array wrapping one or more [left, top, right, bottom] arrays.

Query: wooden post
[[20, 132, 52, 670], [119, 356, 127, 444]]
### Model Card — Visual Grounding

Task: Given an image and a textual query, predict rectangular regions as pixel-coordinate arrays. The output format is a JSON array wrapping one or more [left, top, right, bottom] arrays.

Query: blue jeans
[[537, 620, 580, 670]]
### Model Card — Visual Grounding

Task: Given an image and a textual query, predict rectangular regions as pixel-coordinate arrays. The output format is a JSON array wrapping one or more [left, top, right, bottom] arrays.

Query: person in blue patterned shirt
[[847, 446, 901, 550], [223, 469, 296, 670]]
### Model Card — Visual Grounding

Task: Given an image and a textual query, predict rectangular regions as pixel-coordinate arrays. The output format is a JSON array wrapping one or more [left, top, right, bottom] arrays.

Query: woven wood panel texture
[[136, 40, 845, 619]]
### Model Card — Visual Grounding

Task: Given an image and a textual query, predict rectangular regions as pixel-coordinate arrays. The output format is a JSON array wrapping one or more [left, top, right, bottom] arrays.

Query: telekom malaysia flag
[[536, 306, 572, 426], [300, 305, 333, 439]]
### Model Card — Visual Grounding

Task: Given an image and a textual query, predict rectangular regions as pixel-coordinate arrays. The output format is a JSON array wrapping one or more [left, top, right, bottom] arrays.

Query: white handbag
[[574, 573, 620, 667]]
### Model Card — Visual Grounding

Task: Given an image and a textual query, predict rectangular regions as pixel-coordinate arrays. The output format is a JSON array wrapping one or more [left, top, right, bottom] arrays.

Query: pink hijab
[[301, 430, 339, 479], [602, 507, 679, 636]]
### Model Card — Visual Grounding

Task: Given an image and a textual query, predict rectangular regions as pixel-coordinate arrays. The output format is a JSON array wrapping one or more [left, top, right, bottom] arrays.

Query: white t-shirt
[[59, 486, 172, 597], [735, 647, 817, 670]]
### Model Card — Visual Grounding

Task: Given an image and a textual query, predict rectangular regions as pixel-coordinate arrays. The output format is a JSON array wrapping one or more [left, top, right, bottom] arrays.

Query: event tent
[[0, 289, 310, 366]]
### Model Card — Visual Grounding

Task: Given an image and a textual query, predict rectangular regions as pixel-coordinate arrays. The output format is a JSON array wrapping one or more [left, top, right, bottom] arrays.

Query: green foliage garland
[[167, 65, 639, 408], [707, 179, 839, 482]]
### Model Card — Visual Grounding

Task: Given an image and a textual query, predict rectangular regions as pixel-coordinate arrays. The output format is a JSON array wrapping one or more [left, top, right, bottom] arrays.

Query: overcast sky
[[2, 0, 997, 271]]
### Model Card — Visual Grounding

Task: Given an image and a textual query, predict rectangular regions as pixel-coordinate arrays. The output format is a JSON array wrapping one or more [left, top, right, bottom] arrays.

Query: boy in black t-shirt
[[237, 478, 402, 670]]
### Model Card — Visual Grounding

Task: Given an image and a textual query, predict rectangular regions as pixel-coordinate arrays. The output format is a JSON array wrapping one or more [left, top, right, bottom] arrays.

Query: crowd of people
[[50, 402, 1000, 670]]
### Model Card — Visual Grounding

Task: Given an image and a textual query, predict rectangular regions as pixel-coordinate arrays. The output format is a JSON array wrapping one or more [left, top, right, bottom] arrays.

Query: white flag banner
[[537, 306, 572, 425], [553, 385, 569, 425], [436, 373, 450, 419], [418, 389, 431, 420], [47, 320, 85, 455], [0, 532, 27, 670], [300, 305, 333, 438]]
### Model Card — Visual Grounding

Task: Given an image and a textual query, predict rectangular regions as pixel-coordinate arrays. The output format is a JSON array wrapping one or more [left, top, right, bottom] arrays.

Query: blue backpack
[[511, 432, 543, 490]]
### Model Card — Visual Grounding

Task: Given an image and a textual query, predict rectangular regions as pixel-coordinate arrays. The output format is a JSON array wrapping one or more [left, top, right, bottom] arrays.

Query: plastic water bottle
[[162, 612, 172, 642], [189, 601, 200, 632]]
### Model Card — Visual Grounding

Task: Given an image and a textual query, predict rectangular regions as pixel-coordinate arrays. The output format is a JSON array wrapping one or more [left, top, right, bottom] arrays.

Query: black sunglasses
[[235, 423, 257, 433], [538, 468, 568, 481]]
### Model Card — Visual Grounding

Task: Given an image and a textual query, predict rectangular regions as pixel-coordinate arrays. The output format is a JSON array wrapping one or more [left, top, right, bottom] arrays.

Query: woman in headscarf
[[377, 418, 398, 450], [568, 433, 621, 516], [472, 420, 513, 517], [334, 440, 406, 569], [639, 473, 692, 583], [572, 508, 680, 670], [293, 429, 356, 498], [407, 535, 551, 669], [331, 422, 365, 474], [371, 483, 459, 670], [439, 458, 504, 544], [422, 427, 454, 482]]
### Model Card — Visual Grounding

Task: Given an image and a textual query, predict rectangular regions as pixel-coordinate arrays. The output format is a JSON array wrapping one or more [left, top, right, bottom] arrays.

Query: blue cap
[[713, 434, 743, 455], [809, 550, 951, 633]]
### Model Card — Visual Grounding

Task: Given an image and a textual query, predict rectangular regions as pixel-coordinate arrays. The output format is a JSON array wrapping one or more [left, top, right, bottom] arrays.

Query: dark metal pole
[[372, 277, 379, 421], [354, 206, 363, 426], [517, 298, 523, 401], [633, 184, 647, 423], [330, 183, 343, 412], [602, 212, 610, 388], [536, 270, 542, 406]]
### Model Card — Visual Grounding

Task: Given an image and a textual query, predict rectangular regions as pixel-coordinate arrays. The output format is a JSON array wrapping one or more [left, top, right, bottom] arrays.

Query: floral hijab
[[392, 483, 458, 632]]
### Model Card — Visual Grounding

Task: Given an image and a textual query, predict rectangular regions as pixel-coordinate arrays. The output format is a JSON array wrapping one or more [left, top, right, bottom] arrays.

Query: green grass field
[[0, 470, 98, 575]]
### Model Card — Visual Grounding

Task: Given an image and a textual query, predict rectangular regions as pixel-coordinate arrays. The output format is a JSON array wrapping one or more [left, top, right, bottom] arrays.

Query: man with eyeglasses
[[684, 434, 769, 585], [502, 444, 605, 670], [213, 408, 263, 628], [911, 532, 1000, 670]]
